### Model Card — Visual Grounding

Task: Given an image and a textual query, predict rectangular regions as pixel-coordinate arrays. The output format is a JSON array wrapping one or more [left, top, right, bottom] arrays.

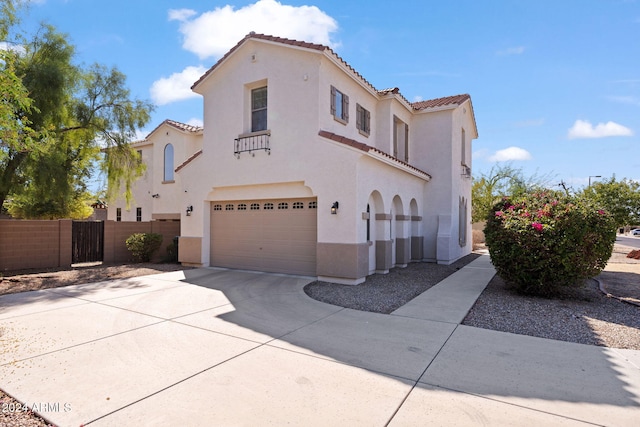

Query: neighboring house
[[110, 33, 478, 285], [107, 120, 203, 222]]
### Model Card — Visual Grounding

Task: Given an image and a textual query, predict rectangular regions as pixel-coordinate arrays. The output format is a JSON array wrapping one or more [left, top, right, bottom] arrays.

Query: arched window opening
[[164, 144, 174, 182]]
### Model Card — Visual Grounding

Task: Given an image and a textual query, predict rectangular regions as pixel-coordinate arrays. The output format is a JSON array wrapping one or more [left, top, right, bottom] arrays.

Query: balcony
[[234, 130, 270, 158]]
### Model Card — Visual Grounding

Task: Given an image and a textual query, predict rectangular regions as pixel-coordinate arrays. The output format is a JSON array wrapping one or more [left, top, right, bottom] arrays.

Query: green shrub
[[125, 233, 163, 262], [484, 191, 615, 297]]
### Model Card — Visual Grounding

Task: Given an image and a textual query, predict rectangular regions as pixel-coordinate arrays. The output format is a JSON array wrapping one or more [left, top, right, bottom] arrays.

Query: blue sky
[[15, 0, 640, 190]]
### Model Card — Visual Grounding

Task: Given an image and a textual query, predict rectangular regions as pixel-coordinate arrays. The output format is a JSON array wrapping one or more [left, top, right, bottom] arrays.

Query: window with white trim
[[136, 207, 142, 222], [330, 86, 349, 124], [293, 202, 304, 209], [264, 203, 274, 210], [225, 204, 234, 211], [238, 203, 247, 211], [213, 204, 222, 211], [461, 128, 467, 165], [251, 87, 267, 132], [250, 203, 260, 210], [278, 202, 288, 210]]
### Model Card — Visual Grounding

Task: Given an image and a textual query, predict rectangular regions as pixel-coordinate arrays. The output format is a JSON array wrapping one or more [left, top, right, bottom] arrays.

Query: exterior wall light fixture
[[331, 201, 339, 215], [186, 205, 193, 216]]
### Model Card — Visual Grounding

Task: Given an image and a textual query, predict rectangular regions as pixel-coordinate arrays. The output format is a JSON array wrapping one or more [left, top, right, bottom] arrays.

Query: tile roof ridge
[[165, 119, 204, 133], [317, 130, 431, 179], [411, 94, 471, 110], [192, 32, 379, 94], [175, 149, 203, 173]]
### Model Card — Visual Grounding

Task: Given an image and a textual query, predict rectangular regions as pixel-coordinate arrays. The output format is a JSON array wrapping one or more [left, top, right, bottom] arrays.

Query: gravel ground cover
[[463, 276, 640, 349], [304, 254, 481, 314]]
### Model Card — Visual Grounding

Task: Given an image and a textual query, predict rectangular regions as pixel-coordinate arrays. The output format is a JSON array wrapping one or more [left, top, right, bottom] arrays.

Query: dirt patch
[[0, 263, 191, 296]]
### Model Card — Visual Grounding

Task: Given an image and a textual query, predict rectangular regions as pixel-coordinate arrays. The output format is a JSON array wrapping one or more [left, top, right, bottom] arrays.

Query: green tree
[[1, 8, 153, 218], [472, 164, 554, 223], [580, 177, 640, 228]]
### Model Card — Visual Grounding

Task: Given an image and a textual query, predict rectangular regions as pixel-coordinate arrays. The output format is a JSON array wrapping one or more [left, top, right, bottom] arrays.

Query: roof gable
[[191, 32, 378, 94], [146, 119, 203, 139]]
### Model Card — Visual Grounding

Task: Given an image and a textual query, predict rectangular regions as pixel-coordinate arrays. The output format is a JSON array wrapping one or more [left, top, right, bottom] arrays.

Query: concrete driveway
[[1, 257, 639, 426]]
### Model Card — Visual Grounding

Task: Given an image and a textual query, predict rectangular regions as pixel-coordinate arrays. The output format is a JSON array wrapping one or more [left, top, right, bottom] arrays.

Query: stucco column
[[395, 215, 411, 267], [375, 213, 392, 273], [411, 215, 423, 261]]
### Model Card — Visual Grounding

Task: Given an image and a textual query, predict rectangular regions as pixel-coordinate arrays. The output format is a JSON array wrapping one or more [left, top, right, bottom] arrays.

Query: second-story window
[[356, 104, 370, 136], [330, 85, 349, 124], [251, 86, 268, 132], [461, 128, 467, 165], [164, 143, 174, 182]]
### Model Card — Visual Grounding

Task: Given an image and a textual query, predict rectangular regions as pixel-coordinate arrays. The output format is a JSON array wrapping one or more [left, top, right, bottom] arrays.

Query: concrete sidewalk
[[0, 255, 639, 426]]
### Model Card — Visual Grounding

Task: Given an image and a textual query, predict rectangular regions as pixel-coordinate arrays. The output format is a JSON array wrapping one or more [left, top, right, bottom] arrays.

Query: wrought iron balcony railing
[[234, 131, 270, 158]]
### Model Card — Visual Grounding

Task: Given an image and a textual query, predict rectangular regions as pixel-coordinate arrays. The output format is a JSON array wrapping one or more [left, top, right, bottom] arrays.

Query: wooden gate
[[72, 221, 104, 263]]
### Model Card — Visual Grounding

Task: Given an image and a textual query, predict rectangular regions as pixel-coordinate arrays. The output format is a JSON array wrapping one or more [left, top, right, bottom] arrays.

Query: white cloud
[[567, 119, 633, 139], [497, 46, 525, 56], [186, 118, 204, 128], [168, 8, 197, 21], [169, 0, 339, 60], [150, 66, 207, 105], [488, 147, 532, 162], [0, 42, 25, 55]]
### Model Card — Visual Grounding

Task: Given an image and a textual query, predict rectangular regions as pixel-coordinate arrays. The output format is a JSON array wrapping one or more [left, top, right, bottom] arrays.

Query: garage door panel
[[211, 198, 317, 276]]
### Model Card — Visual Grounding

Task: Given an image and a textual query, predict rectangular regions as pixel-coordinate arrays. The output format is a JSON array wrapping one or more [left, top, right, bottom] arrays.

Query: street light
[[588, 175, 601, 186]]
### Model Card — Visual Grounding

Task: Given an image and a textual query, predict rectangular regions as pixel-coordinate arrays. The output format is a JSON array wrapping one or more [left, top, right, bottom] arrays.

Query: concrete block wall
[[104, 220, 180, 263], [1, 219, 181, 271], [0, 220, 70, 271]]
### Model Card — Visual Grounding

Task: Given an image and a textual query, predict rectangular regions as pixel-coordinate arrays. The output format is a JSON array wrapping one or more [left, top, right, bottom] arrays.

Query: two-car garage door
[[210, 198, 317, 276]]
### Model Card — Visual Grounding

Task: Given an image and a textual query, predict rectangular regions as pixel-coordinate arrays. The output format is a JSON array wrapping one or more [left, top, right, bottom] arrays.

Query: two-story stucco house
[[109, 33, 478, 285]]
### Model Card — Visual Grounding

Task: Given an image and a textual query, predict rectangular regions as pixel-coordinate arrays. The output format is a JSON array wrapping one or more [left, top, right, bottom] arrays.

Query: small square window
[[264, 203, 274, 210], [278, 202, 288, 210], [293, 202, 304, 209], [225, 204, 234, 211], [250, 203, 260, 210], [308, 201, 317, 209], [213, 204, 222, 211], [238, 204, 247, 211]]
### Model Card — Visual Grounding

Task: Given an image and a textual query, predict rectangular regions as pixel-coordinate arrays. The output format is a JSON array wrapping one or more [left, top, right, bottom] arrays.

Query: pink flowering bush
[[484, 191, 616, 297]]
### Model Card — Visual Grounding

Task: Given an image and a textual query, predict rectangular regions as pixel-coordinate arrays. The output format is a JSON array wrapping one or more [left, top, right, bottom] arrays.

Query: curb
[[595, 277, 640, 307]]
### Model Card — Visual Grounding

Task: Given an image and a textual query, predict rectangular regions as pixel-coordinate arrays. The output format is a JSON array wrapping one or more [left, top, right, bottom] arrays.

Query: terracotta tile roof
[[175, 149, 203, 173], [146, 119, 203, 139], [411, 94, 471, 110], [318, 130, 431, 179], [165, 119, 203, 133], [192, 32, 378, 94], [378, 87, 400, 95]]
